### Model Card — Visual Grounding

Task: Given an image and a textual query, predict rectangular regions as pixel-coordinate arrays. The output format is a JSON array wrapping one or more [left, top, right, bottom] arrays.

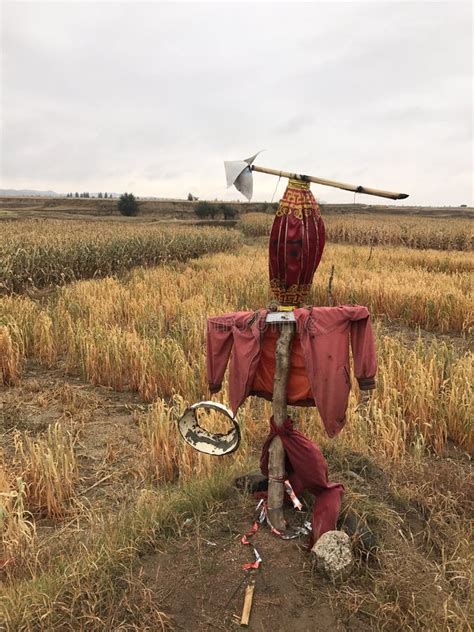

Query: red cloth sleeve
[[350, 314, 377, 390], [206, 315, 234, 393]]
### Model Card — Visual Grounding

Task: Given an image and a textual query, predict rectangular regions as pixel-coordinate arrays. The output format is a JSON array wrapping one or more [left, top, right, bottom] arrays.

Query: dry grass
[[240, 211, 473, 251], [327, 213, 473, 251], [299, 333, 473, 457], [1, 245, 472, 454], [0, 215, 472, 630], [137, 396, 257, 484], [0, 325, 23, 385], [317, 451, 474, 631], [0, 471, 235, 631], [14, 422, 79, 518], [0, 457, 36, 567]]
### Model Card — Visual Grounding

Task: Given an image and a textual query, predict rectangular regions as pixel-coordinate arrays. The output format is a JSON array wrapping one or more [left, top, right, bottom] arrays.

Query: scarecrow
[[178, 153, 408, 540]]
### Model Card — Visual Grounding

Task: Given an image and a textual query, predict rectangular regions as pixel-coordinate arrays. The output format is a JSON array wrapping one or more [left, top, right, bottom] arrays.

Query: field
[[1, 207, 473, 631], [0, 221, 240, 293]]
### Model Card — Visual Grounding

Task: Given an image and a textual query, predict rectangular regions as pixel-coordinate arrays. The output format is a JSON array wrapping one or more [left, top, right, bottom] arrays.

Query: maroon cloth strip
[[260, 416, 344, 547]]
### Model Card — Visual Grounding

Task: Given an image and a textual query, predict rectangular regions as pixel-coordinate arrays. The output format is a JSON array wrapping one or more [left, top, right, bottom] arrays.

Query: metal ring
[[177, 401, 240, 456]]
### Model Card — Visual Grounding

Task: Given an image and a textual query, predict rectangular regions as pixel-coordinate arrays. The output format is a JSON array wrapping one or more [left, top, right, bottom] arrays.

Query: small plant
[[118, 193, 138, 217], [14, 423, 78, 518], [0, 326, 23, 385], [0, 466, 36, 565]]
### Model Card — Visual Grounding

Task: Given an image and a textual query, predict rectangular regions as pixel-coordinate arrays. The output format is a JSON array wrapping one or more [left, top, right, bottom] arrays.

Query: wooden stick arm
[[251, 164, 409, 201]]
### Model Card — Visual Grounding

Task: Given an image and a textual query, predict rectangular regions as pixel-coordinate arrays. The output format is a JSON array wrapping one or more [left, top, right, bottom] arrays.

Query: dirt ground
[[1, 365, 144, 518], [139, 498, 356, 632]]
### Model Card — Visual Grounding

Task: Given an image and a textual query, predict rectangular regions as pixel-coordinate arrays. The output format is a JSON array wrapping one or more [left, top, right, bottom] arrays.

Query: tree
[[98, 192, 103, 198], [187, 192, 193, 201], [118, 192, 138, 216], [220, 204, 237, 220], [75, 192, 79, 198], [194, 201, 213, 219], [208, 204, 217, 220], [104, 192, 108, 198]]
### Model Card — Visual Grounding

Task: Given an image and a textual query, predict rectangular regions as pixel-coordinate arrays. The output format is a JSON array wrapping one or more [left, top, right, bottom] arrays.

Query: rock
[[311, 530, 354, 580]]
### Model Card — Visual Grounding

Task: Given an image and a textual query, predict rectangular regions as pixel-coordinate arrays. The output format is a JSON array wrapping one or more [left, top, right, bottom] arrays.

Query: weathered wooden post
[[266, 321, 295, 531]]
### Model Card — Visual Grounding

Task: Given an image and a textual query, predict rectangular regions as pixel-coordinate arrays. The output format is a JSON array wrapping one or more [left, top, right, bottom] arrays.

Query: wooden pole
[[240, 579, 255, 626], [251, 164, 409, 200], [267, 322, 295, 532]]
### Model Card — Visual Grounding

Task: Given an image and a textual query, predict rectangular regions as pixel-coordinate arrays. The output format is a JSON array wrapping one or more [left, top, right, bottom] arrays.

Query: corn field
[[0, 220, 240, 293]]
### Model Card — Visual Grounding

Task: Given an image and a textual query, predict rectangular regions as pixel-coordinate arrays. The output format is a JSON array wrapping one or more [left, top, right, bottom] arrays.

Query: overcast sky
[[1, 1, 472, 204]]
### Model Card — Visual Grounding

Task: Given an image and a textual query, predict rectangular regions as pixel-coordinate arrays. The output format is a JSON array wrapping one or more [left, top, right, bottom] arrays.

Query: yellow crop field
[[241, 211, 473, 251], [0, 212, 473, 630]]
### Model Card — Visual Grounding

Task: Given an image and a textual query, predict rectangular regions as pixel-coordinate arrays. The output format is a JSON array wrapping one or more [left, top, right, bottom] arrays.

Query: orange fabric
[[251, 328, 313, 405], [207, 306, 377, 437]]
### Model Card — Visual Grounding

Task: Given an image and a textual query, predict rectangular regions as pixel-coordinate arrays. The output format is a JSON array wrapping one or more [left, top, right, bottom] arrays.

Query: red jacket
[[206, 306, 377, 437]]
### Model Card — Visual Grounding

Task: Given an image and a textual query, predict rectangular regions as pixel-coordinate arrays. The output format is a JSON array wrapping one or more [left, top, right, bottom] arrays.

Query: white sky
[[1, 1, 472, 204]]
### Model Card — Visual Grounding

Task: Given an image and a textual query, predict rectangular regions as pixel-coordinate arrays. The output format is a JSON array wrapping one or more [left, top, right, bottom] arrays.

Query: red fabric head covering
[[269, 179, 325, 306]]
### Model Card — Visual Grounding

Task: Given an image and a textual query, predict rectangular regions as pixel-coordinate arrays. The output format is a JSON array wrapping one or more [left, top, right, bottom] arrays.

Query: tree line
[[116, 195, 238, 220], [193, 201, 237, 220], [66, 192, 113, 198], [63, 191, 241, 220]]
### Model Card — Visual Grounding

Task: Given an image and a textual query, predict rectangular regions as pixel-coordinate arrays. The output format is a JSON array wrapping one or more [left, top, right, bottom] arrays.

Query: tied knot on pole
[[269, 416, 294, 436]]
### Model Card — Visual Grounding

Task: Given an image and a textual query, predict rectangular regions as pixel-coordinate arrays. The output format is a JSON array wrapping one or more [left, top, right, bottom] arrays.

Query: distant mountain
[[0, 189, 60, 197]]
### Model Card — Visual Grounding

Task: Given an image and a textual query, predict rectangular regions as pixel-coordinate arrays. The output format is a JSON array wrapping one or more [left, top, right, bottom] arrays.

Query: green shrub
[[220, 204, 237, 220], [195, 201, 215, 219], [118, 193, 138, 217]]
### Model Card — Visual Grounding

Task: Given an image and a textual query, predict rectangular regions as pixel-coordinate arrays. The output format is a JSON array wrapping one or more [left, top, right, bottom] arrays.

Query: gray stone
[[311, 530, 354, 580]]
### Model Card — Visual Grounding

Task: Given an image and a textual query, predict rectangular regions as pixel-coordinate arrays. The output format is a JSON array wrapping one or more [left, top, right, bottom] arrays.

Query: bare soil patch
[[139, 496, 349, 632]]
